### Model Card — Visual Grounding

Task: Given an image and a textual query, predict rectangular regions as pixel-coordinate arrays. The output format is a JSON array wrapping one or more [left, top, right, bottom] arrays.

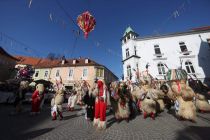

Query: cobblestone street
[[0, 103, 210, 140]]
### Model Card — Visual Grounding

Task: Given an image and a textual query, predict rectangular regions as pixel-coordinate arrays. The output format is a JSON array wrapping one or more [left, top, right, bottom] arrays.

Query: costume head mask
[[36, 84, 44, 94]]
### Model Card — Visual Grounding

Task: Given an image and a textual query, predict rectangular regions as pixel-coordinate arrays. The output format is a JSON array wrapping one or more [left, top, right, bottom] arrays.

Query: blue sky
[[0, 0, 210, 78]]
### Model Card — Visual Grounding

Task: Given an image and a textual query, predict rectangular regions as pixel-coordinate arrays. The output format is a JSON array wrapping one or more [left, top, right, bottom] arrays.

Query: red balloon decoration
[[77, 11, 96, 39]]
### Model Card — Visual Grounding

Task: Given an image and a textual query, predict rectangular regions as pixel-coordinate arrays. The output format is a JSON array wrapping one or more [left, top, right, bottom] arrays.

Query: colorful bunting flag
[[28, 0, 33, 8]]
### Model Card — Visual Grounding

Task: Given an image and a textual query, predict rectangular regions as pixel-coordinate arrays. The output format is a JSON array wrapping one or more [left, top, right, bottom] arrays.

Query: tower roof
[[123, 26, 134, 36], [121, 26, 139, 41]]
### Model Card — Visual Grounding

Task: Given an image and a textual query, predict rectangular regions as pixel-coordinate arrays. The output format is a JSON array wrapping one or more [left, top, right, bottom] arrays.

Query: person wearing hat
[[30, 84, 45, 115], [93, 79, 108, 130]]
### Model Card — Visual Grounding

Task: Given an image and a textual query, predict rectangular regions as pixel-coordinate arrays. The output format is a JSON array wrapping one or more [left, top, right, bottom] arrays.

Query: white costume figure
[[67, 90, 78, 111], [51, 77, 64, 120]]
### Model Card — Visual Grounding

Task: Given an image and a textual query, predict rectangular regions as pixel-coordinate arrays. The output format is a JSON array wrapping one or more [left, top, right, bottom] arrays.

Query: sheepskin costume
[[117, 98, 130, 120], [175, 83, 196, 122], [140, 87, 158, 120], [109, 82, 131, 121], [51, 89, 64, 120], [14, 80, 29, 113], [176, 96, 196, 122], [109, 81, 121, 120], [171, 80, 187, 96], [160, 84, 173, 110], [131, 84, 145, 103], [166, 84, 177, 101], [195, 93, 210, 112], [31, 84, 44, 115], [117, 83, 131, 121], [83, 84, 98, 121], [20, 81, 29, 90], [154, 89, 165, 112]]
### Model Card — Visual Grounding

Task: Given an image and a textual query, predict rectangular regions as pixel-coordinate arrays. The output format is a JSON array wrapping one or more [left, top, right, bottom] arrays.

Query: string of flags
[[28, 0, 33, 8], [153, 0, 191, 35], [0, 32, 45, 57], [4, 0, 192, 61], [173, 10, 180, 18], [52, 0, 122, 58]]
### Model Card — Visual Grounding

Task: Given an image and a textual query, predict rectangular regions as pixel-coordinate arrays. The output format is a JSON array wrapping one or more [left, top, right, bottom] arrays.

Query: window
[[35, 71, 39, 77], [126, 48, 130, 58], [127, 35, 130, 40], [124, 38, 126, 43], [96, 68, 104, 77], [179, 42, 188, 52], [69, 69, 74, 77], [134, 46, 137, 55], [44, 71, 48, 78], [185, 61, 195, 74], [157, 63, 166, 75], [83, 68, 88, 77], [207, 38, 210, 48], [154, 45, 161, 55], [127, 65, 132, 79], [56, 69, 60, 77]]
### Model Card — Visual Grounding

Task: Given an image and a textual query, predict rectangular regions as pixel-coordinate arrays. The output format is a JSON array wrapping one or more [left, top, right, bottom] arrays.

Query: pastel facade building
[[33, 58, 118, 88]]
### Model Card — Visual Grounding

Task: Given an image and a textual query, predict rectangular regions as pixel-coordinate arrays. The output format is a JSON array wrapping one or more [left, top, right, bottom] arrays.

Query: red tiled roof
[[34, 59, 60, 68], [190, 26, 210, 31], [15, 55, 42, 66], [35, 58, 102, 68]]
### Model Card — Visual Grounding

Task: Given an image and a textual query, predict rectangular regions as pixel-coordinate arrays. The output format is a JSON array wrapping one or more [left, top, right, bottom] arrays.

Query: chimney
[[85, 58, 89, 64], [61, 56, 66, 65], [73, 59, 77, 64]]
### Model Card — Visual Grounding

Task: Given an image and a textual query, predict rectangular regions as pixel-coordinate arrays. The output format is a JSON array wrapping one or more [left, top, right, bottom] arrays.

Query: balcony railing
[[180, 50, 192, 55], [153, 53, 164, 57]]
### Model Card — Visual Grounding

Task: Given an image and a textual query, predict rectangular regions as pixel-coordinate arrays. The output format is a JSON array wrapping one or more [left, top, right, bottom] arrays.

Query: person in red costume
[[93, 79, 108, 130], [30, 84, 44, 115]]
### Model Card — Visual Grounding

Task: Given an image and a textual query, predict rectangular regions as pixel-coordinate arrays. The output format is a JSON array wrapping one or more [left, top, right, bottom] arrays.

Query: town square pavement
[[0, 103, 210, 140]]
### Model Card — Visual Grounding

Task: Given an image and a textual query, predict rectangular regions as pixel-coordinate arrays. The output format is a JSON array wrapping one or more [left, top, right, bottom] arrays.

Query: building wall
[[0, 53, 16, 81], [33, 68, 51, 81], [50, 66, 96, 87], [122, 31, 210, 84], [33, 65, 118, 87], [103, 67, 118, 84]]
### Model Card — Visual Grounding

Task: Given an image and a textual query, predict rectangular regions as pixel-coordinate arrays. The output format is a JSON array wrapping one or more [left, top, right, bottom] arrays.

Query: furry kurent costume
[[195, 93, 210, 112], [31, 84, 44, 115], [155, 89, 165, 112], [137, 71, 159, 120], [172, 80, 196, 122], [109, 81, 121, 120], [51, 77, 64, 120], [14, 80, 29, 113], [140, 86, 158, 120], [160, 84, 173, 110], [117, 82, 131, 121], [110, 81, 131, 121], [166, 69, 196, 122], [93, 80, 108, 130], [83, 83, 98, 121]]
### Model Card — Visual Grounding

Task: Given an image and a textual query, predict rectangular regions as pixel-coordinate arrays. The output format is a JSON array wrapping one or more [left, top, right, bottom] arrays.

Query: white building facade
[[121, 26, 210, 85]]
